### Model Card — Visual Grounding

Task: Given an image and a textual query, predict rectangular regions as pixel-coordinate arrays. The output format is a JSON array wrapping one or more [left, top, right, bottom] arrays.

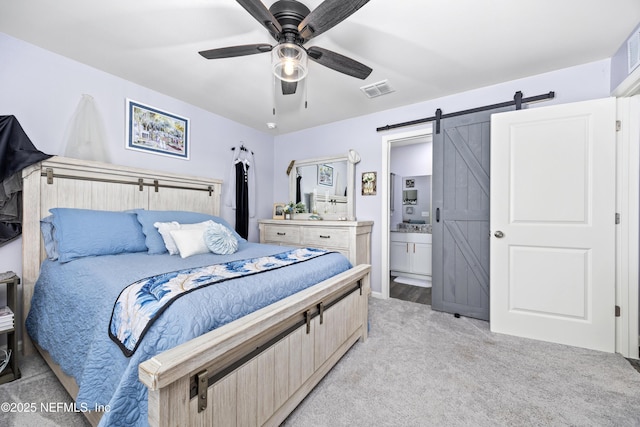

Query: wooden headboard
[[21, 156, 223, 354]]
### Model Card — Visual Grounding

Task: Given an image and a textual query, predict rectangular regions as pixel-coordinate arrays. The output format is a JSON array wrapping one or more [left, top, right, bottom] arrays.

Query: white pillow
[[154, 220, 213, 255], [169, 228, 210, 258]]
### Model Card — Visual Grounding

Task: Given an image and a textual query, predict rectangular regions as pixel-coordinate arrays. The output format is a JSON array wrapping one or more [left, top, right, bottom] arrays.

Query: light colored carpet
[[283, 297, 640, 426], [1, 297, 639, 426], [0, 349, 90, 426]]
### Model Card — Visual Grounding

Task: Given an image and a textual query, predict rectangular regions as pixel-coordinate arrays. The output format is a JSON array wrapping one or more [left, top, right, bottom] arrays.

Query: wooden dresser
[[258, 219, 373, 266]]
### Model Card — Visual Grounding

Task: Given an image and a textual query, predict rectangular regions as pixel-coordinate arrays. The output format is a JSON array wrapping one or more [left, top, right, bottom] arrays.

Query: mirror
[[401, 175, 431, 224], [403, 189, 418, 205], [288, 151, 358, 220]]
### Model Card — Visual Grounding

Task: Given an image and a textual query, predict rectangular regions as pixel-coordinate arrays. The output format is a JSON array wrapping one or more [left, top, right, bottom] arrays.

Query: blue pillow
[[134, 209, 244, 254], [40, 215, 59, 261], [204, 222, 239, 255], [50, 208, 148, 263]]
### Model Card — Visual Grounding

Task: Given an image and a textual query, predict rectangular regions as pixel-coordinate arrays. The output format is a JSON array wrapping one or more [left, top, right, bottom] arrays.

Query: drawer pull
[[277, 232, 286, 236], [319, 235, 331, 239]]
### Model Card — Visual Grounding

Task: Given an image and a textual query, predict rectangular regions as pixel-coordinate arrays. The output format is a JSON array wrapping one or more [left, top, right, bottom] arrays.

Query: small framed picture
[[273, 203, 286, 220], [405, 178, 415, 188], [126, 99, 190, 160], [362, 172, 377, 196], [318, 164, 334, 186]]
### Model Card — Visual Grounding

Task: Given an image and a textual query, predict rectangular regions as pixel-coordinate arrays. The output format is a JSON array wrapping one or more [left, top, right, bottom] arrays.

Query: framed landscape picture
[[126, 99, 189, 159]]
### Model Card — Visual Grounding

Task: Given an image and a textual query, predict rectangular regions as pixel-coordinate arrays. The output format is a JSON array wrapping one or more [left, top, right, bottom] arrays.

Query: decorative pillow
[[154, 220, 214, 255], [50, 208, 147, 263], [134, 210, 244, 254], [204, 222, 239, 255], [40, 215, 59, 260], [169, 228, 210, 258]]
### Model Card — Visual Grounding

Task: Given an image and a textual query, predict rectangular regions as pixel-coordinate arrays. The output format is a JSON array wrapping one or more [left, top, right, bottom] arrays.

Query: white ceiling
[[2, 0, 640, 135]]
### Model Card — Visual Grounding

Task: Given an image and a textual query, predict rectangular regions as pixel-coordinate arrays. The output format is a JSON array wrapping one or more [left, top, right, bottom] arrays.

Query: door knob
[[494, 231, 504, 238]]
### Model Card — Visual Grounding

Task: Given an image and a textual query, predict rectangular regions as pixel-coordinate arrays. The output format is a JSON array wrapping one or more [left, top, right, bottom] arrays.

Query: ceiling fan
[[198, 0, 373, 95]]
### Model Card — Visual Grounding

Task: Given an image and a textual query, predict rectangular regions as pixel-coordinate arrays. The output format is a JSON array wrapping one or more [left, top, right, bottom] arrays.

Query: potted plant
[[284, 202, 305, 219]]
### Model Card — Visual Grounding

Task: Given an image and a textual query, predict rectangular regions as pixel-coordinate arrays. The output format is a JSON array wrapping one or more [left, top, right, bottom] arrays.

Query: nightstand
[[0, 272, 20, 384]]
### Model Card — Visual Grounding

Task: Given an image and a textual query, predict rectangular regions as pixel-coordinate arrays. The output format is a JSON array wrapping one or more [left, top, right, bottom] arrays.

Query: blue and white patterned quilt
[[110, 247, 332, 356], [25, 242, 351, 427]]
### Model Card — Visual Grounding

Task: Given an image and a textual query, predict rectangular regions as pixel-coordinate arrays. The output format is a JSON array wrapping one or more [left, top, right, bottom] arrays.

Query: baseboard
[[393, 276, 432, 288]]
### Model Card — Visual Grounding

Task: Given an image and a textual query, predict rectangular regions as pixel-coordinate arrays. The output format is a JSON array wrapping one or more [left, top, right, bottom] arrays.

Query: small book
[[0, 307, 13, 318]]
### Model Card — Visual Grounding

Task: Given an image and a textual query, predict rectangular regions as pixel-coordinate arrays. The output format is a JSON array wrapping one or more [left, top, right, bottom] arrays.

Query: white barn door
[[490, 98, 617, 353]]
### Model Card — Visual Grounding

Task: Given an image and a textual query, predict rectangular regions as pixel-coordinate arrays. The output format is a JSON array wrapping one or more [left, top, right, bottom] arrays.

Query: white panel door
[[490, 98, 616, 352]]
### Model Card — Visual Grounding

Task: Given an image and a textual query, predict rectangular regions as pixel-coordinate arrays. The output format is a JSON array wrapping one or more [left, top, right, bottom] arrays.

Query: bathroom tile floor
[[390, 276, 431, 305]]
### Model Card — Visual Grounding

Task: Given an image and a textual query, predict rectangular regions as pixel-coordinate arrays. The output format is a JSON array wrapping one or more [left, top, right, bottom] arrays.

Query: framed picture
[[126, 99, 189, 159], [318, 164, 334, 186], [273, 203, 286, 220], [362, 171, 377, 196], [405, 178, 415, 188]]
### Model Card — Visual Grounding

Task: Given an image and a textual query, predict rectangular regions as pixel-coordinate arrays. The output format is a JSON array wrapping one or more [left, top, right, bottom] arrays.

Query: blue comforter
[[26, 242, 351, 426]]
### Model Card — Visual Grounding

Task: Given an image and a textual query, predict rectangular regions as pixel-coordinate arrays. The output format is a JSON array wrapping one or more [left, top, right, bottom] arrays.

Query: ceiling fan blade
[[236, 0, 282, 40], [199, 44, 273, 59], [307, 46, 372, 80], [298, 0, 370, 41], [282, 80, 297, 95]]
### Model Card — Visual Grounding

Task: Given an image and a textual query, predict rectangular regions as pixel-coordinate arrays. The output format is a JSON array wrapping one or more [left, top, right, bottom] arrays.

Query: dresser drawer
[[262, 225, 301, 245], [302, 227, 350, 249]]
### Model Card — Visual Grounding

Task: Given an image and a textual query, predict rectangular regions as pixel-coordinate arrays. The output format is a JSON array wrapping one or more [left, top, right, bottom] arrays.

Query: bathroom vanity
[[390, 226, 432, 281]]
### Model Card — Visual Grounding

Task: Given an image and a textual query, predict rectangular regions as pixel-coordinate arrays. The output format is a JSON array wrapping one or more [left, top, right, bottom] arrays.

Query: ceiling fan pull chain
[[304, 75, 308, 109], [272, 75, 277, 115]]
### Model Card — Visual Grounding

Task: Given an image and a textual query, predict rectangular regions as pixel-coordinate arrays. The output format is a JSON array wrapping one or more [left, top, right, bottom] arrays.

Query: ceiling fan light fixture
[[272, 43, 308, 82]]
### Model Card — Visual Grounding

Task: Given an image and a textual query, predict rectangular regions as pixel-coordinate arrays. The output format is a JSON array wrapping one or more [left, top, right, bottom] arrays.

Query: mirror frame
[[288, 152, 357, 220]]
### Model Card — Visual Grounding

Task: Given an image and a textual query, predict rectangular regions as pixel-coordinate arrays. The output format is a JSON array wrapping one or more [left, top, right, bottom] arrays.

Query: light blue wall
[[611, 22, 640, 92], [0, 29, 616, 296], [0, 32, 275, 278], [390, 143, 432, 228], [274, 59, 612, 294]]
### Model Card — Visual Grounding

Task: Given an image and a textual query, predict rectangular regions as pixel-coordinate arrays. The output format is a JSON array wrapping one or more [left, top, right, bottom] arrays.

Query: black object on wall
[[0, 115, 52, 247]]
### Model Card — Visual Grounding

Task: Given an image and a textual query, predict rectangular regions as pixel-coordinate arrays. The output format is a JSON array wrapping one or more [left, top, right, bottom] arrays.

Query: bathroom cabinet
[[390, 232, 432, 279]]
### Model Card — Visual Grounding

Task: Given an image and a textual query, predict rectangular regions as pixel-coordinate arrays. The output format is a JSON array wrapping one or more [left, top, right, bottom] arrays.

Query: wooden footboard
[[139, 264, 370, 427]]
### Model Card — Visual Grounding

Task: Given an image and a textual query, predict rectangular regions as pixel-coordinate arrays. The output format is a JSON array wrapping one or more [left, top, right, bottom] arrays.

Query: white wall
[[0, 32, 275, 279], [273, 58, 612, 294]]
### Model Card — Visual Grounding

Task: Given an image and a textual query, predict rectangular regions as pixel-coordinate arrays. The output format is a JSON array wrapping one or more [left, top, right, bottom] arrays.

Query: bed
[[21, 156, 371, 427]]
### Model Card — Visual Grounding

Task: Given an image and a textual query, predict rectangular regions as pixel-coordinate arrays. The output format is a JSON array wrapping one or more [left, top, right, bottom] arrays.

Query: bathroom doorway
[[381, 127, 433, 304]]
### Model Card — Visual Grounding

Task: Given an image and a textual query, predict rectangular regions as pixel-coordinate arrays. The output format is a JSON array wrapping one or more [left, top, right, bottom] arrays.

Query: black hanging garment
[[235, 161, 249, 240], [225, 145, 255, 239], [296, 174, 302, 204], [0, 116, 52, 247]]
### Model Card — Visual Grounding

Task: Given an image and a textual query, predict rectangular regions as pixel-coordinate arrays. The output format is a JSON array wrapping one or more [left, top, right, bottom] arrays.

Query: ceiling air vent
[[628, 28, 640, 73], [360, 80, 394, 99]]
